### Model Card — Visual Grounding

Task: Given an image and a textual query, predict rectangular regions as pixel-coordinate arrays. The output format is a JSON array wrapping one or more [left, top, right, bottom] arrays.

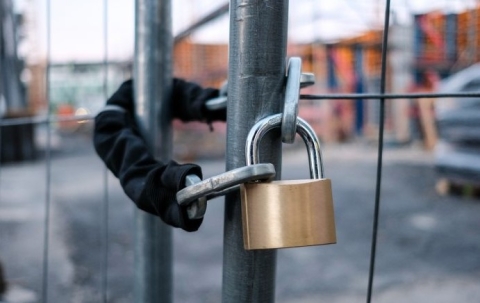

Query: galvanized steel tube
[[223, 1, 289, 302], [134, 0, 173, 302]]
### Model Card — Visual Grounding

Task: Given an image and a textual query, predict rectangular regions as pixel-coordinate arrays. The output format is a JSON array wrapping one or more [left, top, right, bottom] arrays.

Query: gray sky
[[17, 0, 478, 62]]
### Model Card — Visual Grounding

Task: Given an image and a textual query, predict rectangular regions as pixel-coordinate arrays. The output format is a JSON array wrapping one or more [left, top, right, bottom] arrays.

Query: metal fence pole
[[223, 1, 289, 302], [134, 0, 173, 302], [0, 0, 25, 111]]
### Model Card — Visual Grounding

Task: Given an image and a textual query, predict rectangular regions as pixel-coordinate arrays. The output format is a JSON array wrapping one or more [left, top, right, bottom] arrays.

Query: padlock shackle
[[246, 113, 324, 179]]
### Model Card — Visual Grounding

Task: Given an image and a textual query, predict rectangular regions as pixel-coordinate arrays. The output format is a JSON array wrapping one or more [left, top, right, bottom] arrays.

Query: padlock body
[[241, 179, 336, 250]]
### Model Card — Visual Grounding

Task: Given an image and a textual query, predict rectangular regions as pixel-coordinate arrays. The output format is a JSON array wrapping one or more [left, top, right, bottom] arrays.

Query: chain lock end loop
[[177, 164, 277, 219]]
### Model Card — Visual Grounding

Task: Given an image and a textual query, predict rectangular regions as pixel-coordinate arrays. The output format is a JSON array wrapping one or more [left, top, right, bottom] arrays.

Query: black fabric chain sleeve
[[106, 78, 225, 122], [142, 161, 203, 231], [92, 78, 226, 231], [106, 79, 134, 114], [172, 78, 226, 122], [93, 110, 203, 231], [0, 261, 6, 297]]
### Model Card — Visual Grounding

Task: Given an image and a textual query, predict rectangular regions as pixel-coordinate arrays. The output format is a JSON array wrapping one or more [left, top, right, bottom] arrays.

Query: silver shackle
[[246, 113, 325, 179]]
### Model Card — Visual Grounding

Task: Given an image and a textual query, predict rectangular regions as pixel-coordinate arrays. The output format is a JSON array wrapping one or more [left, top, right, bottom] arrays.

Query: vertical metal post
[[353, 44, 365, 135], [326, 45, 338, 91], [468, 4, 477, 64], [0, 0, 25, 110], [223, 1, 289, 302], [41, 0, 52, 300], [134, 0, 173, 302], [101, 0, 109, 301]]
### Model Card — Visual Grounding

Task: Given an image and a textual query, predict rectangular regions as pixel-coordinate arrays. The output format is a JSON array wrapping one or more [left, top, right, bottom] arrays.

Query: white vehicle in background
[[435, 63, 480, 182]]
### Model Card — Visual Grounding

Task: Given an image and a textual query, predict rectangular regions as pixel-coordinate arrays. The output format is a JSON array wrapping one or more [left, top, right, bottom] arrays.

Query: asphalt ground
[[1, 131, 480, 303]]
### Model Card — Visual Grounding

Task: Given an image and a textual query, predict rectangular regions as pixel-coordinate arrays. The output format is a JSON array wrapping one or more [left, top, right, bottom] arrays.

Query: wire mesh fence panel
[[1, 0, 480, 302]]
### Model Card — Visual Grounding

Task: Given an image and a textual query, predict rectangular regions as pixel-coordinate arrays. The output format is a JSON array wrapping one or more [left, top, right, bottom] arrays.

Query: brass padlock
[[241, 114, 336, 250]]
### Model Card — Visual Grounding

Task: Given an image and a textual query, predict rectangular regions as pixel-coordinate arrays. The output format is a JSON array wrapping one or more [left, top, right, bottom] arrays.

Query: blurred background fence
[[5, 0, 480, 161]]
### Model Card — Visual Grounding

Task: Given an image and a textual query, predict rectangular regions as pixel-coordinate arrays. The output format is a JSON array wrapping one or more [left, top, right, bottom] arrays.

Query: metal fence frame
[[1, 0, 480, 302]]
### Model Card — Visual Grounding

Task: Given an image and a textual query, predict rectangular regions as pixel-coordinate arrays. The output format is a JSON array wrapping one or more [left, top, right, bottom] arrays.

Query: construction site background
[[3, 6, 480, 161]]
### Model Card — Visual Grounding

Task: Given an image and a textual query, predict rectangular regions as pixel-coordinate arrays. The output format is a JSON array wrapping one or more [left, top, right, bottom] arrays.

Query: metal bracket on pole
[[282, 57, 302, 144], [205, 75, 314, 112], [282, 57, 316, 144]]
